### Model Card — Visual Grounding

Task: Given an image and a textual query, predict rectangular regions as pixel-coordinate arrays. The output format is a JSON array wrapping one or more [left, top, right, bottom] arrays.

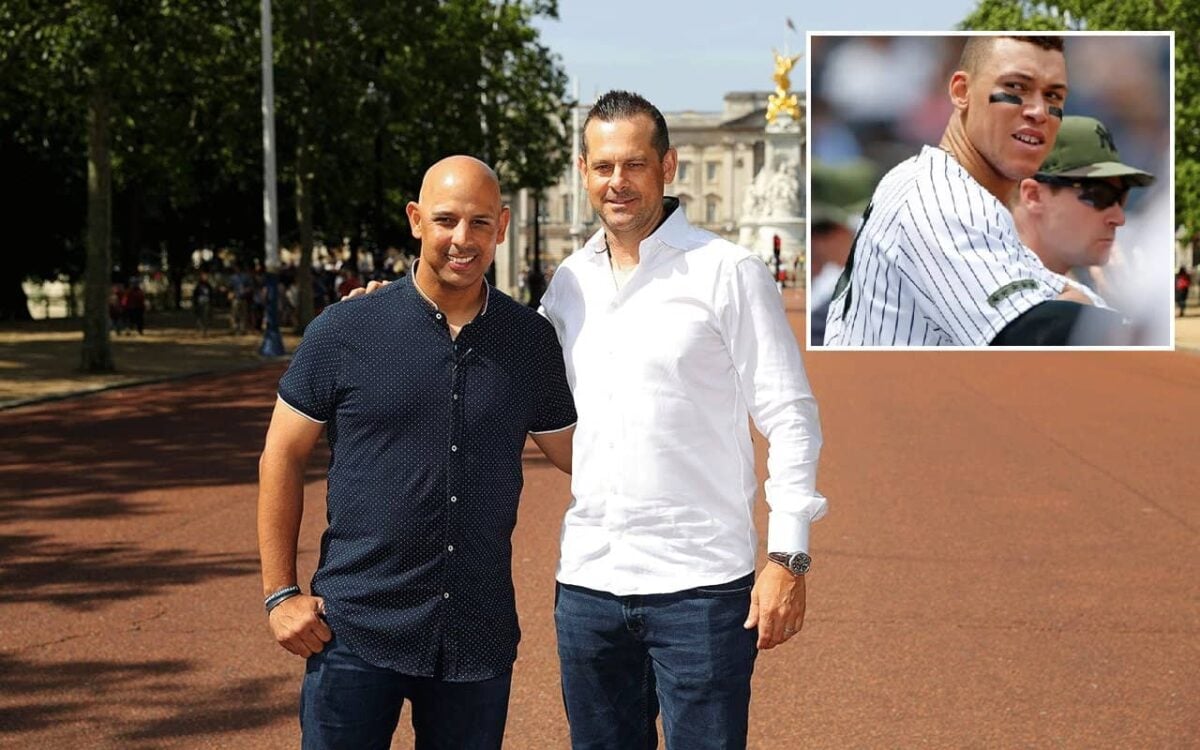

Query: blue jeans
[[300, 635, 511, 750], [555, 573, 758, 750]]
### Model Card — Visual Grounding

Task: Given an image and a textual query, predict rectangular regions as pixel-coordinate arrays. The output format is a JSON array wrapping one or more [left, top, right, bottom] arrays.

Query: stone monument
[[738, 48, 805, 277]]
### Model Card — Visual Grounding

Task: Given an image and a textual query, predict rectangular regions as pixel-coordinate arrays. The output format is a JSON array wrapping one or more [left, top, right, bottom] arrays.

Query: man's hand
[[268, 594, 332, 657], [343, 279, 391, 300], [743, 562, 806, 649]]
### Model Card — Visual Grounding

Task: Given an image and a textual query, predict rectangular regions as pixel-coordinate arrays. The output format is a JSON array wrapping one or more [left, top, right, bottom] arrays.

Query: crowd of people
[[106, 278, 147, 335], [178, 252, 409, 336]]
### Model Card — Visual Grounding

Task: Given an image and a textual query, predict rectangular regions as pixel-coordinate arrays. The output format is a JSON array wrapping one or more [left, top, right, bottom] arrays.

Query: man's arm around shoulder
[[258, 398, 332, 657]]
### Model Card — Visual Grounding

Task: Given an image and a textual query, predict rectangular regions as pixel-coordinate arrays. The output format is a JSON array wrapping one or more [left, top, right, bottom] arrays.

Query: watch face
[[790, 552, 812, 575]]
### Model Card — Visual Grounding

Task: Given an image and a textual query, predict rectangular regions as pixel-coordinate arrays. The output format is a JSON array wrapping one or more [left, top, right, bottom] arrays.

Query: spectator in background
[[336, 268, 361, 301], [122, 278, 147, 335], [109, 282, 126, 335], [1178, 266, 1193, 317], [281, 278, 298, 328], [193, 272, 214, 337], [250, 267, 266, 332], [229, 264, 250, 335]]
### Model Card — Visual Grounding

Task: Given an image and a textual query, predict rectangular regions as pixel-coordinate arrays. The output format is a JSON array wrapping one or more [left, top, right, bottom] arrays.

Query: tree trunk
[[81, 83, 115, 372]]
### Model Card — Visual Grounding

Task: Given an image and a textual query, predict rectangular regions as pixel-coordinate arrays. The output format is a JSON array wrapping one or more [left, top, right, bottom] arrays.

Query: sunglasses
[[1034, 174, 1130, 210]]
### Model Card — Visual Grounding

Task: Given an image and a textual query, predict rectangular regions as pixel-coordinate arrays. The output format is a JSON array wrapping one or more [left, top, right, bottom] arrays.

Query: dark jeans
[[300, 635, 511, 750], [555, 573, 758, 750]]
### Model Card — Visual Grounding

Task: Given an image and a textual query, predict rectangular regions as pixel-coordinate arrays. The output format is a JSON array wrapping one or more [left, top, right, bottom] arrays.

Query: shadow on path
[[0, 653, 294, 746], [1, 365, 327, 507], [0, 532, 258, 610]]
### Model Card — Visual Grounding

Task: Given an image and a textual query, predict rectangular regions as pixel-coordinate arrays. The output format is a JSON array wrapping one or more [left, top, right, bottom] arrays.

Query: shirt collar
[[584, 196, 687, 265]]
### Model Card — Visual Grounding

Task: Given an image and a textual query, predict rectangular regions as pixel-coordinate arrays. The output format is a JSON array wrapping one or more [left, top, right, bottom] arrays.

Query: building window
[[706, 161, 720, 182], [705, 196, 719, 224], [678, 161, 691, 182], [677, 194, 692, 220]]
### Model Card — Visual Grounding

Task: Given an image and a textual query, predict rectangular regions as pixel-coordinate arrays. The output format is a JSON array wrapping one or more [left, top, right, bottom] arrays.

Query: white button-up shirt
[[540, 205, 827, 595]]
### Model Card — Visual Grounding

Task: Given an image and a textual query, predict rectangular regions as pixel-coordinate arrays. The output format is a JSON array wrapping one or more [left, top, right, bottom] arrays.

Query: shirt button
[[450, 495, 458, 502], [436, 313, 443, 320], [453, 394, 459, 400], [444, 592, 450, 599], [451, 444, 458, 452], [447, 544, 454, 552]]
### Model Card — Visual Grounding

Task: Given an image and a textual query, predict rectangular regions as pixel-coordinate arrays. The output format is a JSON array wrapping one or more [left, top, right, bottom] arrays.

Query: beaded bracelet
[[264, 584, 302, 614]]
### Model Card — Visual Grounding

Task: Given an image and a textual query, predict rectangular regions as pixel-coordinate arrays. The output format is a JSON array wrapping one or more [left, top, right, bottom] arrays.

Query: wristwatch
[[767, 551, 812, 576]]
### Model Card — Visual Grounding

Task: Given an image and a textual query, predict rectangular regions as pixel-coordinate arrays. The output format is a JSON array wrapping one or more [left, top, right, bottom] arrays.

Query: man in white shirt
[[539, 90, 827, 750]]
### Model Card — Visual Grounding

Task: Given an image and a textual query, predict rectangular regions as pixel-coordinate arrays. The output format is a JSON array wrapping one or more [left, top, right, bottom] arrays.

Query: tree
[[270, 0, 570, 332], [960, 1, 1199, 254], [2, 1, 263, 370], [2, 0, 571, 340]]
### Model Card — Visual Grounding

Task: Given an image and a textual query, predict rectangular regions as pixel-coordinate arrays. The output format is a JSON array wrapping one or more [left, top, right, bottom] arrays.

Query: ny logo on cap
[[1095, 123, 1116, 153]]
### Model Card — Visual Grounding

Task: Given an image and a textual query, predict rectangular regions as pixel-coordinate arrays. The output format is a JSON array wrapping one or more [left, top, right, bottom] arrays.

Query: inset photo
[[806, 33, 1173, 349]]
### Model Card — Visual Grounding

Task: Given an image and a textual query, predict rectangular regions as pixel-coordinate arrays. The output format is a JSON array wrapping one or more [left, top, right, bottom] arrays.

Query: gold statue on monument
[[766, 48, 802, 124]]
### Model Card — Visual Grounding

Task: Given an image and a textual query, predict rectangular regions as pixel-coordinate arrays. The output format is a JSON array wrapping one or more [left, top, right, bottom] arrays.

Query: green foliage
[[961, 0, 1200, 243], [2, 0, 570, 271]]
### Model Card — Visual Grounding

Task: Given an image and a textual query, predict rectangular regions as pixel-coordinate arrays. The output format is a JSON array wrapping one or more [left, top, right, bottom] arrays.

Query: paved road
[[3, 297, 1198, 748]]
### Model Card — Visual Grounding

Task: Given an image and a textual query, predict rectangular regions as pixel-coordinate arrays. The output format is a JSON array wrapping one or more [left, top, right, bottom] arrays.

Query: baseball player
[[824, 36, 1119, 347], [1013, 115, 1155, 284]]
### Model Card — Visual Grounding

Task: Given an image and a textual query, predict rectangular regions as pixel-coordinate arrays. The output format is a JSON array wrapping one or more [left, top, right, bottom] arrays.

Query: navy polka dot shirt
[[278, 274, 576, 681]]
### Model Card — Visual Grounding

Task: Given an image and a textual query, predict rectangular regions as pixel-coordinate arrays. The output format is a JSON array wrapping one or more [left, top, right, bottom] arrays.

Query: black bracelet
[[264, 584, 302, 614]]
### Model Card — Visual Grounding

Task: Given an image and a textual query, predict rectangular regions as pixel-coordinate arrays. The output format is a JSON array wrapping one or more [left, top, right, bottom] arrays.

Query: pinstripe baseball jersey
[[824, 146, 1067, 346]]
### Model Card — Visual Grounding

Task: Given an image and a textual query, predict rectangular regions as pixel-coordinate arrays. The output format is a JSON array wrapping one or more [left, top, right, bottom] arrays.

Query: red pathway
[[2, 297, 1197, 748]]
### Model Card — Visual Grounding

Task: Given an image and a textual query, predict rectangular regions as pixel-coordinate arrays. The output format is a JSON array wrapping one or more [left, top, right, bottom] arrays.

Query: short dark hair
[[581, 90, 670, 160], [959, 35, 1066, 75]]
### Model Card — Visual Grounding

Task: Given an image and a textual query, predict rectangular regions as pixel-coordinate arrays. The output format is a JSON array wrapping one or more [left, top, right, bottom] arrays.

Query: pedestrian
[[122, 277, 146, 335], [250, 268, 266, 331], [192, 272, 214, 337], [825, 36, 1119, 346], [108, 282, 126, 335], [281, 277, 298, 328], [257, 155, 576, 750], [1012, 115, 1155, 304], [228, 264, 249, 335], [540, 90, 827, 749], [336, 267, 361, 300], [1177, 266, 1192, 317]]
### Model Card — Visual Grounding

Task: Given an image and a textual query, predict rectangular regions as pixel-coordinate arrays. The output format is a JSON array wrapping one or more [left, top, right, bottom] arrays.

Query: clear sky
[[533, 0, 981, 111]]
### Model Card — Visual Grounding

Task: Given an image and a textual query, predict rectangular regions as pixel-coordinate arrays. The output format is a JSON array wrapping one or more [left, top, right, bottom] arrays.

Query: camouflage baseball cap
[[1038, 115, 1155, 187], [810, 159, 877, 227]]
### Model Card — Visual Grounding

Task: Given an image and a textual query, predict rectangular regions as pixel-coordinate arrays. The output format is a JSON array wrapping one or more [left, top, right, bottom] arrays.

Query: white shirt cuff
[[767, 511, 813, 555]]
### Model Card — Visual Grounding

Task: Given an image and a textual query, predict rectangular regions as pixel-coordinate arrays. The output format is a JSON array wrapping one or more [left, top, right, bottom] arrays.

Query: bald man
[[257, 156, 577, 749]]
